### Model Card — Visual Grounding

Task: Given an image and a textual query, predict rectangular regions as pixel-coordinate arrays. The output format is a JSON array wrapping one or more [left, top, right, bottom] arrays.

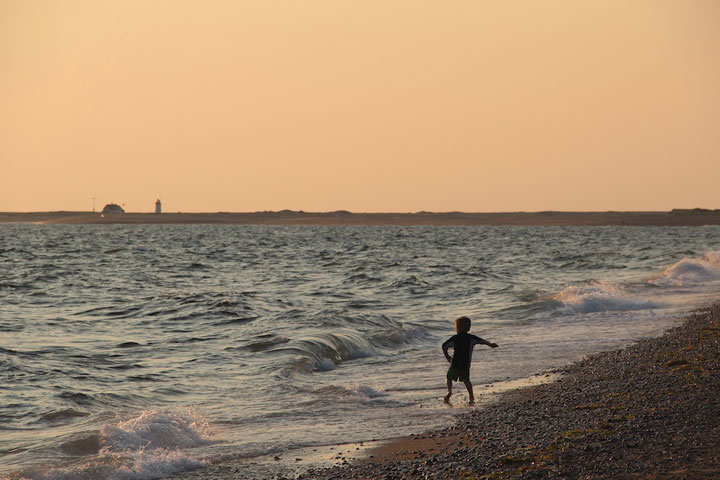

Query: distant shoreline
[[2, 210, 720, 226]]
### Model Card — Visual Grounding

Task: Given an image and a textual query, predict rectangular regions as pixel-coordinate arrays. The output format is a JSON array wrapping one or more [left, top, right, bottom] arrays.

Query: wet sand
[[169, 304, 719, 479], [2, 210, 720, 226]]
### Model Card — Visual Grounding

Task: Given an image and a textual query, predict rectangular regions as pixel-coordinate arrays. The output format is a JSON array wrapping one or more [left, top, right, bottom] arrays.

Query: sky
[[1, 0, 719, 213]]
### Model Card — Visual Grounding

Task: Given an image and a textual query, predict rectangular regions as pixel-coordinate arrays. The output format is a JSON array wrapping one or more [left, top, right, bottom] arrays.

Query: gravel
[[298, 304, 720, 479]]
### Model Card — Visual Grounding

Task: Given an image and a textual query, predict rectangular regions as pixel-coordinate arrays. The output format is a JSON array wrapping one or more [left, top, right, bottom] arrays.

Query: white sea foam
[[350, 385, 389, 398], [32, 449, 206, 480], [100, 408, 213, 451], [110, 449, 205, 480], [25, 409, 214, 480], [552, 283, 658, 314], [650, 250, 720, 286]]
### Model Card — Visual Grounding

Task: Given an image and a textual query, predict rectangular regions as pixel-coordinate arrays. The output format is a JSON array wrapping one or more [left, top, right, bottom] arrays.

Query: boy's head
[[455, 316, 471, 333]]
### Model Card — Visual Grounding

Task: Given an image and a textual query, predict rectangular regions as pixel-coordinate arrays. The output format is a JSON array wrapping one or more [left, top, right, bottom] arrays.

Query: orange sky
[[2, 0, 719, 213]]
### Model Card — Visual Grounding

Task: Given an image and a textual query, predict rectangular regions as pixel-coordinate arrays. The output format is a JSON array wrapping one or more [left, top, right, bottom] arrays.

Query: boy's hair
[[455, 316, 471, 333]]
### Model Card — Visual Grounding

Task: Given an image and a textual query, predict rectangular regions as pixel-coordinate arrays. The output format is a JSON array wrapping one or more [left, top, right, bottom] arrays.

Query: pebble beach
[[295, 303, 720, 479]]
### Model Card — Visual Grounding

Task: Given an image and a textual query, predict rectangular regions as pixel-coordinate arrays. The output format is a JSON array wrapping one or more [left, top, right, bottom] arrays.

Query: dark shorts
[[447, 367, 470, 382]]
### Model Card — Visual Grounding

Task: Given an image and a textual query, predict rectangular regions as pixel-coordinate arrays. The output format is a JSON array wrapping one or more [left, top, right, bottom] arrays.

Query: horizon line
[[2, 208, 720, 215]]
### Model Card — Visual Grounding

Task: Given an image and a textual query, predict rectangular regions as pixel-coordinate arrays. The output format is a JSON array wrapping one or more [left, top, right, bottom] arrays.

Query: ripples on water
[[1, 225, 719, 479]]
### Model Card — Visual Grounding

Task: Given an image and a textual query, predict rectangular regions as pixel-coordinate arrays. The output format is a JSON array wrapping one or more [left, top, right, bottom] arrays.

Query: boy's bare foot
[[444, 393, 452, 403], [468, 398, 475, 406]]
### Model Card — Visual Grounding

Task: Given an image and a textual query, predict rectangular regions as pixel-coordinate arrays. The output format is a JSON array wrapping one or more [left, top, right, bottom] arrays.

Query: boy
[[442, 316, 498, 405]]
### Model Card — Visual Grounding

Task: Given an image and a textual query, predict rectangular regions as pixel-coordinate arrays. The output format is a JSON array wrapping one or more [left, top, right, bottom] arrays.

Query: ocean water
[[1, 225, 719, 479]]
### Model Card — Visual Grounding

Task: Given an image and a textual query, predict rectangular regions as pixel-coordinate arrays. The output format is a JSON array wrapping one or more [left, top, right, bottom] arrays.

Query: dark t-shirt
[[442, 332, 484, 370]]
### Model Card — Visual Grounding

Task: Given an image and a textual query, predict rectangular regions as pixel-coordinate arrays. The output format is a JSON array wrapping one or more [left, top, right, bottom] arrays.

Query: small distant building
[[155, 199, 162, 214], [102, 203, 124, 214]]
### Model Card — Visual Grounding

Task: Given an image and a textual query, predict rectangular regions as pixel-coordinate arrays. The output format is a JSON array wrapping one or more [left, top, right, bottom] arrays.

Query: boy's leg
[[444, 378, 452, 403], [463, 380, 475, 405]]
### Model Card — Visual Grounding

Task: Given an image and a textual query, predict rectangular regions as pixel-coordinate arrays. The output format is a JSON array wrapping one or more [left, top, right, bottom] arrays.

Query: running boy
[[442, 316, 498, 405]]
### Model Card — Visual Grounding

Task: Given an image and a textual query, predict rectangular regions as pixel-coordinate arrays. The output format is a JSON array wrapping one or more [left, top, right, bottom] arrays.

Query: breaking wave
[[282, 324, 431, 373], [100, 408, 213, 451], [650, 250, 720, 286], [16, 409, 212, 480], [282, 331, 378, 373], [24, 450, 206, 480], [551, 282, 659, 314]]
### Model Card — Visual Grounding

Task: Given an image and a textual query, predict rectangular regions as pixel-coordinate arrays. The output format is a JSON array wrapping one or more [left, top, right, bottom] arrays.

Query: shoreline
[[2, 210, 720, 226], [300, 303, 720, 479], [170, 303, 719, 480]]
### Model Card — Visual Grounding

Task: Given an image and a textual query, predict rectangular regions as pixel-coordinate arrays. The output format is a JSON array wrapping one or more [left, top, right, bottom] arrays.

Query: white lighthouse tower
[[155, 199, 162, 214]]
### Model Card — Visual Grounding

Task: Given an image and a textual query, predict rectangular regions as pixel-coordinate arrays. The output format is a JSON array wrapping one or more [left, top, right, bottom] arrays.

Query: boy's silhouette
[[442, 316, 498, 405]]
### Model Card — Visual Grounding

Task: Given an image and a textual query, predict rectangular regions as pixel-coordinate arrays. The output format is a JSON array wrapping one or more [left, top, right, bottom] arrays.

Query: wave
[[344, 273, 383, 284], [74, 305, 144, 319], [58, 433, 101, 455], [551, 282, 659, 314], [387, 275, 430, 289], [234, 335, 291, 353], [288, 332, 378, 372], [368, 325, 432, 347], [306, 384, 402, 408], [350, 385, 389, 399], [522, 251, 720, 316], [100, 408, 212, 451], [312, 383, 389, 400], [21, 449, 206, 480], [212, 316, 258, 326], [56, 391, 96, 406], [40, 409, 90, 423], [187, 262, 212, 271], [650, 250, 720, 286], [274, 322, 431, 374], [16, 409, 211, 480]]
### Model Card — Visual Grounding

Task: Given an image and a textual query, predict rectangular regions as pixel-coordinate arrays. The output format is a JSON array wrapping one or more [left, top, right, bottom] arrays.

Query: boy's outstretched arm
[[479, 337, 499, 348]]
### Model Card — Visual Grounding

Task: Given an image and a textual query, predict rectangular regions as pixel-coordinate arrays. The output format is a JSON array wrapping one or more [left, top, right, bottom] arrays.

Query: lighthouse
[[155, 199, 162, 214]]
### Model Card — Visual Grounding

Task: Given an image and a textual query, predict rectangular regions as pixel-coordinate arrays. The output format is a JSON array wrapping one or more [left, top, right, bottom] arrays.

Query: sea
[[1, 224, 719, 480]]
